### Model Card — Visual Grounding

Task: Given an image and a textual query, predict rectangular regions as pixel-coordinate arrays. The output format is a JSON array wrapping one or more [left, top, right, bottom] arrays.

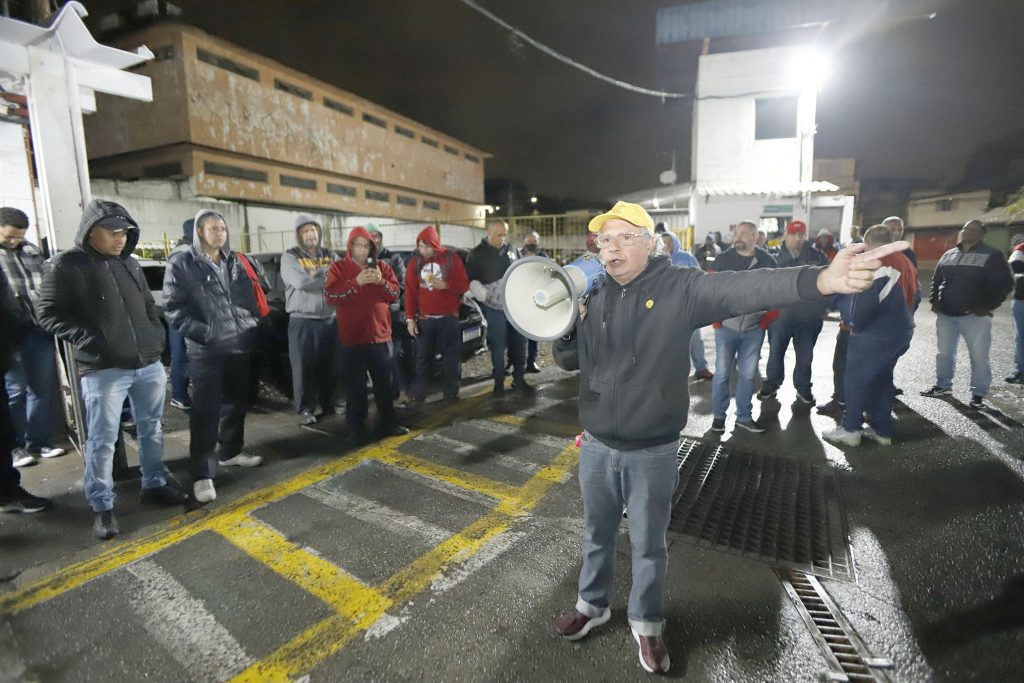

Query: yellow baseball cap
[[588, 201, 655, 233]]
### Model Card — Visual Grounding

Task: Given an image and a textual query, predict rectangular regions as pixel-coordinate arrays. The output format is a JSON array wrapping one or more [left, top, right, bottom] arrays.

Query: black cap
[[94, 214, 134, 231]]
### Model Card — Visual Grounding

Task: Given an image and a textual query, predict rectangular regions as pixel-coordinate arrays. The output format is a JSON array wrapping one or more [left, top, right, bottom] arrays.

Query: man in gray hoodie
[[281, 215, 338, 425]]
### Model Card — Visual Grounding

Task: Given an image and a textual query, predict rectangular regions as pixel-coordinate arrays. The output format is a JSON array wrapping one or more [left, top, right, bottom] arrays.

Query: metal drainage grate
[[778, 569, 894, 682], [667, 438, 855, 581]]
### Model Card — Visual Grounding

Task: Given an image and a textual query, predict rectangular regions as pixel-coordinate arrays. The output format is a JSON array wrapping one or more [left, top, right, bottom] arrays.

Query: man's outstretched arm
[[816, 240, 911, 295]]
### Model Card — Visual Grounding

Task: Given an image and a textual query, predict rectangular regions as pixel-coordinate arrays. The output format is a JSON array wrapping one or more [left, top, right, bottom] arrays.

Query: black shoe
[[378, 424, 410, 438], [0, 486, 52, 513], [93, 511, 119, 540], [920, 385, 951, 397], [756, 388, 777, 401], [493, 381, 506, 396], [816, 399, 845, 418], [298, 410, 317, 426], [711, 418, 726, 433], [139, 483, 187, 506], [735, 418, 766, 433], [1006, 372, 1024, 385], [969, 395, 985, 409], [525, 362, 541, 374], [511, 379, 535, 394]]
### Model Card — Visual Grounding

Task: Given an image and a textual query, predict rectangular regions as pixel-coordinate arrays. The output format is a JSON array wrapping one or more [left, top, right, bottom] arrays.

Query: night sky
[[83, 0, 1024, 206]]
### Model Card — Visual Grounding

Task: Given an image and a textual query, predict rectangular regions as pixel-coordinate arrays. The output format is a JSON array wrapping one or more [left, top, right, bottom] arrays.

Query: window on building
[[366, 190, 389, 202], [327, 182, 356, 197], [423, 200, 441, 211], [280, 174, 317, 190], [143, 162, 183, 178], [443, 144, 459, 156], [274, 79, 312, 101], [394, 125, 415, 139], [754, 97, 798, 140], [397, 195, 417, 207], [196, 48, 260, 81], [363, 113, 387, 128], [936, 198, 956, 212], [203, 161, 268, 182], [323, 97, 354, 115], [464, 153, 480, 163], [421, 136, 439, 148]]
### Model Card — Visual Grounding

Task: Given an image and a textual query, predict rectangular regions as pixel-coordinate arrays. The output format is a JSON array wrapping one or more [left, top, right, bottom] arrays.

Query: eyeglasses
[[594, 232, 648, 249]]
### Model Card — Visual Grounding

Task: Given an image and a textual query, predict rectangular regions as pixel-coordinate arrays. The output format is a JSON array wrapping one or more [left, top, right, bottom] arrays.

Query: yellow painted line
[[234, 443, 580, 681], [230, 614, 365, 683], [491, 414, 527, 426], [211, 515, 391, 621], [0, 515, 212, 615], [0, 441, 397, 616], [373, 449, 519, 503]]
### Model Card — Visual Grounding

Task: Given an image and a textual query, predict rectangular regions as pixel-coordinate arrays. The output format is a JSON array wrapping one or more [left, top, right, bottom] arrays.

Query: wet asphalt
[[1, 291, 1023, 682]]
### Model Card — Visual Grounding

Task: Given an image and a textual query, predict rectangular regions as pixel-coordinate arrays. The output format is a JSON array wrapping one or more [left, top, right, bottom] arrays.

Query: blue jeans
[[689, 328, 707, 372], [575, 432, 679, 637], [763, 317, 823, 396], [712, 326, 765, 421], [843, 333, 911, 437], [482, 304, 525, 382], [167, 322, 190, 403], [80, 361, 168, 512], [5, 327, 61, 450], [1013, 300, 1024, 375], [935, 313, 992, 397]]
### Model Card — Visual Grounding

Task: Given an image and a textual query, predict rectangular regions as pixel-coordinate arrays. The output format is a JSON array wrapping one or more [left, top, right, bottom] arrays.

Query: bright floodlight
[[789, 47, 833, 93], [530, 196, 538, 203]]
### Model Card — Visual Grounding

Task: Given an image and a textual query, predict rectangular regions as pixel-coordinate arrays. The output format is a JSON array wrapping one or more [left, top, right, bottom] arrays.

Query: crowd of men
[[2, 196, 1023, 674], [0, 204, 546, 539]]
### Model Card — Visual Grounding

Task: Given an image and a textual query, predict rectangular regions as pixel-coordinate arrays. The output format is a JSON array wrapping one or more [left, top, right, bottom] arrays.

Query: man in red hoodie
[[404, 226, 470, 403], [325, 227, 408, 443]]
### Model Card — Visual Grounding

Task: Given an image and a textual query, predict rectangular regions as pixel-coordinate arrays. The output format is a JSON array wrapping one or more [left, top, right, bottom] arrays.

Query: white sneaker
[[219, 453, 263, 468], [12, 448, 37, 468], [38, 446, 66, 458], [862, 427, 892, 446], [193, 479, 216, 503], [823, 426, 862, 447]]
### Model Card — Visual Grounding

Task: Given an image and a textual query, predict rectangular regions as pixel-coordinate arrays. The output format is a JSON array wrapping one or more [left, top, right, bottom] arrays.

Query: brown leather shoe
[[554, 607, 610, 641], [632, 628, 671, 673]]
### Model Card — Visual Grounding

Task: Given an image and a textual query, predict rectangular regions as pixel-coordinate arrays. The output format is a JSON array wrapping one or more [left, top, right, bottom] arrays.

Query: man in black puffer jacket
[[163, 209, 269, 505], [37, 200, 184, 540]]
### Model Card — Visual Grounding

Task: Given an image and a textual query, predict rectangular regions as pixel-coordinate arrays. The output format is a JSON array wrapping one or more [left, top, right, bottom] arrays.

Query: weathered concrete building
[[82, 21, 490, 250]]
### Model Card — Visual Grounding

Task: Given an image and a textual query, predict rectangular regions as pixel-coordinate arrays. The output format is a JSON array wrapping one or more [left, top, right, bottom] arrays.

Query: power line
[[458, 0, 689, 99]]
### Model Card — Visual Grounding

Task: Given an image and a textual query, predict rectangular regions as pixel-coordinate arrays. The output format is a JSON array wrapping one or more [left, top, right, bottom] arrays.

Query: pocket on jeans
[[641, 440, 679, 456]]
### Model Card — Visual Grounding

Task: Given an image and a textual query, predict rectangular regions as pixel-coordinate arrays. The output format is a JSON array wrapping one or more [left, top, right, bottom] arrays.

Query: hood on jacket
[[294, 214, 322, 248], [76, 199, 139, 258], [346, 226, 379, 263], [416, 225, 443, 252], [181, 218, 194, 244], [660, 232, 682, 255], [1012, 241, 1024, 254], [193, 209, 230, 253]]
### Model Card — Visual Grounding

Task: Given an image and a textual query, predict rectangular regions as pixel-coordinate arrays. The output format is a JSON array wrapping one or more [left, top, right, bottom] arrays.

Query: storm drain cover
[[668, 438, 855, 581]]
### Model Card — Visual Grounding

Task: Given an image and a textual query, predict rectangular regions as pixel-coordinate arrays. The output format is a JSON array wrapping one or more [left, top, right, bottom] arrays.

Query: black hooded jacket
[[553, 255, 825, 450], [36, 200, 165, 373], [162, 209, 269, 355]]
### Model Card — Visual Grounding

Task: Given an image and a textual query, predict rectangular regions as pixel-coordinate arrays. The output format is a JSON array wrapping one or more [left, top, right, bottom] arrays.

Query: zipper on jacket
[[107, 260, 144, 367]]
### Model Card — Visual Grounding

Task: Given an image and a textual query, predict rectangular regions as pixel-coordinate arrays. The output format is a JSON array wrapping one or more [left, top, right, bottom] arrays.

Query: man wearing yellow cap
[[552, 201, 909, 674]]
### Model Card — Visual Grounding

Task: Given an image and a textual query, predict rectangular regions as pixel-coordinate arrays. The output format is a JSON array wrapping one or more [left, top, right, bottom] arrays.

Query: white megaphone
[[501, 255, 606, 341]]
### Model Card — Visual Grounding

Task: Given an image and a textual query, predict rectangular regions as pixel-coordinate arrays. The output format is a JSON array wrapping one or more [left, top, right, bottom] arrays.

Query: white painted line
[[430, 530, 527, 593], [124, 559, 254, 682], [303, 486, 450, 545], [461, 418, 569, 449], [373, 461, 498, 507], [413, 433, 540, 475]]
